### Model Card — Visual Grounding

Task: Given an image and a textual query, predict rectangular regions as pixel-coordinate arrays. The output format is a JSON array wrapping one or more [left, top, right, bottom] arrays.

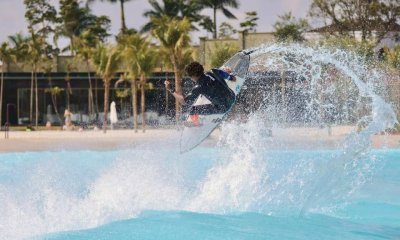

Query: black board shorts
[[189, 104, 228, 115]]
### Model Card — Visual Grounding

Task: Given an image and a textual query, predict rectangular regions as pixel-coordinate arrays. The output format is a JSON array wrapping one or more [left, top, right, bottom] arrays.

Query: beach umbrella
[[110, 101, 118, 126]]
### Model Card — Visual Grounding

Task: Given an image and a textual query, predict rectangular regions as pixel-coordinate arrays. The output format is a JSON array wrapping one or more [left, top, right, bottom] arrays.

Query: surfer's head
[[185, 62, 204, 81]]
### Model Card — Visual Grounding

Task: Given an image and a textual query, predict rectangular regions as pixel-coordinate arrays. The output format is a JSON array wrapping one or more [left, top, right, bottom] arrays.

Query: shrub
[[209, 42, 239, 68]]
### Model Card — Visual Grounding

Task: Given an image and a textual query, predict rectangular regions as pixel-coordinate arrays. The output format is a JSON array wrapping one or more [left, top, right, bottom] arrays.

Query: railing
[[4, 104, 15, 139], [4, 122, 9, 139]]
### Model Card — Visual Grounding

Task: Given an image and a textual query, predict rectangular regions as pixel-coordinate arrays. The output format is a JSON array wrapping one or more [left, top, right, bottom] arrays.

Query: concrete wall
[[239, 31, 275, 49], [3, 56, 93, 73]]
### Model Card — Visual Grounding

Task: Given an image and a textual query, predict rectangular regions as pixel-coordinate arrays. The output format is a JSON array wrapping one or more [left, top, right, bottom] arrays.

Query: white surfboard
[[179, 75, 246, 153]]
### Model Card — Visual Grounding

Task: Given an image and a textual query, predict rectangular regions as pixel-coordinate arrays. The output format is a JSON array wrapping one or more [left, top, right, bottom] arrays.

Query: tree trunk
[[66, 73, 72, 111], [120, 0, 127, 33], [47, 74, 62, 127], [103, 79, 110, 133], [131, 76, 138, 132], [51, 93, 62, 127], [66, 90, 70, 112], [140, 74, 146, 133], [30, 70, 34, 124], [213, 7, 217, 39], [70, 36, 74, 55], [95, 77, 99, 114], [173, 61, 182, 124], [35, 70, 38, 128], [165, 81, 169, 113], [87, 60, 94, 120], [0, 67, 3, 127]]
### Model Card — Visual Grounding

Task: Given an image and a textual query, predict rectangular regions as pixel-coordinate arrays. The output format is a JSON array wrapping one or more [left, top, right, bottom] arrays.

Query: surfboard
[[179, 75, 246, 153]]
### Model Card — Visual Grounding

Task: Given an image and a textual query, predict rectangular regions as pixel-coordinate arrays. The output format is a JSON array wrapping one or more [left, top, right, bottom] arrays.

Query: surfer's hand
[[164, 80, 171, 90], [221, 66, 232, 74]]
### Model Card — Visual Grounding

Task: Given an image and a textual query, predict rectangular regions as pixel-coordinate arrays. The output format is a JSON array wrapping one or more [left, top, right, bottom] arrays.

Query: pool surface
[[0, 146, 399, 240]]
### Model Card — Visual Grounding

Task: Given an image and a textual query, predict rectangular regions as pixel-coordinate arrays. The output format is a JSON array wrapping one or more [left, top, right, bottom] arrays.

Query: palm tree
[[87, 0, 133, 34], [59, 0, 111, 54], [64, 60, 75, 110], [195, 0, 239, 39], [129, 71, 139, 132], [24, 35, 43, 127], [0, 42, 10, 128], [118, 33, 157, 132], [118, 33, 143, 132], [7, 34, 29, 124], [59, 0, 85, 54], [136, 45, 158, 132], [44, 62, 64, 126], [75, 30, 98, 120], [25, 0, 58, 127], [91, 43, 120, 133], [142, 0, 204, 33], [152, 16, 193, 122], [7, 34, 30, 68]]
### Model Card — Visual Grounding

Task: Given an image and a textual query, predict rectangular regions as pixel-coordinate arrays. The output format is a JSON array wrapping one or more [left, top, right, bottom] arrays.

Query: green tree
[[24, 0, 58, 127], [240, 11, 258, 33], [119, 33, 158, 132], [7, 33, 30, 66], [91, 43, 121, 132], [26, 37, 43, 127], [75, 29, 104, 119], [59, 0, 110, 54], [64, 60, 75, 110], [273, 12, 309, 42], [0, 43, 11, 127], [41, 52, 64, 127], [309, 0, 400, 41], [142, 0, 204, 33], [151, 16, 193, 122], [198, 16, 215, 36], [136, 46, 158, 132], [219, 22, 237, 38], [44, 65, 64, 128], [87, 0, 134, 34], [118, 33, 144, 132], [59, 0, 85, 54], [7, 33, 31, 123], [24, 0, 57, 39], [195, 0, 239, 39]]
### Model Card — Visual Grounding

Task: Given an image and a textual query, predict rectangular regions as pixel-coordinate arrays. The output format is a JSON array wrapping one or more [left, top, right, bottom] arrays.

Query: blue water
[[0, 146, 399, 240]]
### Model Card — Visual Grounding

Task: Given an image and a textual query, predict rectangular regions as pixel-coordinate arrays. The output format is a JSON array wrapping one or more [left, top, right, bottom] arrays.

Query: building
[[0, 56, 179, 126], [1, 28, 399, 126]]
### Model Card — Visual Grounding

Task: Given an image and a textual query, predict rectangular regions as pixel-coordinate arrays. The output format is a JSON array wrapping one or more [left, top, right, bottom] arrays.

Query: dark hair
[[185, 62, 204, 77]]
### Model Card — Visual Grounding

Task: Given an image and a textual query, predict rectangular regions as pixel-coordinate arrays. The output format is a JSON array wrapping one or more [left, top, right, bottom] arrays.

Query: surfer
[[164, 61, 236, 116]]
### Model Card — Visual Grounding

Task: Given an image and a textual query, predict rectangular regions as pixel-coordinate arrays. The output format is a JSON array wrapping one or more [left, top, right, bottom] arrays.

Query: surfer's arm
[[171, 91, 185, 104], [183, 86, 201, 106], [164, 80, 185, 104], [214, 68, 236, 81]]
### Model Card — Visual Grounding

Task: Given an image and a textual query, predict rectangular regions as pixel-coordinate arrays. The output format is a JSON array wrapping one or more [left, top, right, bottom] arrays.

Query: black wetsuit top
[[184, 70, 235, 114]]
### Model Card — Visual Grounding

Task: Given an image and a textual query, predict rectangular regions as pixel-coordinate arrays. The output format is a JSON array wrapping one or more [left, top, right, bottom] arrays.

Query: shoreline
[[0, 126, 399, 153]]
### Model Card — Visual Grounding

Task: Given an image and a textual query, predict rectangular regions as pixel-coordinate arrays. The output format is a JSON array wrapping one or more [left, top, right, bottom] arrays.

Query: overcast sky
[[0, 0, 313, 46]]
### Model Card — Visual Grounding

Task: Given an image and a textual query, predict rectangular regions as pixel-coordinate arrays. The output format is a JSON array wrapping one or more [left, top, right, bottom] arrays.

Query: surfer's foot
[[189, 114, 200, 126]]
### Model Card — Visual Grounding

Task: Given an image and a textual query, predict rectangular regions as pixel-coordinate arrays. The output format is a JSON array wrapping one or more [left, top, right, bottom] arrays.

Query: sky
[[0, 0, 313, 46]]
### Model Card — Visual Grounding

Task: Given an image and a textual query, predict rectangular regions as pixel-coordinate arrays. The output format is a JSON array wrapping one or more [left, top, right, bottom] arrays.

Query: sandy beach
[[0, 126, 399, 153], [0, 129, 182, 153]]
